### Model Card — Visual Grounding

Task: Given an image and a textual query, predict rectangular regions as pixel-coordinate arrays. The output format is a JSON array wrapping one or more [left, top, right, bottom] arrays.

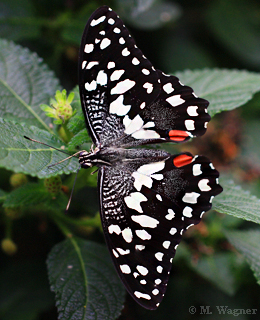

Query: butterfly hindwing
[[98, 150, 222, 309], [79, 6, 210, 148]]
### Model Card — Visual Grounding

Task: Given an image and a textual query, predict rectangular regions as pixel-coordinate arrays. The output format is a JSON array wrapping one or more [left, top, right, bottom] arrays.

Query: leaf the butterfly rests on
[[77, 6, 223, 310]]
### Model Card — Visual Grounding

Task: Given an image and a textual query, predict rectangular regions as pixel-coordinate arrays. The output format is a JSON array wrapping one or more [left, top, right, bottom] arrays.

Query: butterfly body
[[78, 5, 223, 309]]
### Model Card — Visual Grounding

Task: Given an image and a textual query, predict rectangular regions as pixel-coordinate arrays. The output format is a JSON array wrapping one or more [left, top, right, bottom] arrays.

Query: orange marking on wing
[[168, 130, 189, 142], [173, 154, 193, 167]]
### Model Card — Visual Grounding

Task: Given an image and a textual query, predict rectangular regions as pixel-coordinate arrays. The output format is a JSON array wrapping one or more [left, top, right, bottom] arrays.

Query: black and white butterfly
[[77, 6, 222, 310]]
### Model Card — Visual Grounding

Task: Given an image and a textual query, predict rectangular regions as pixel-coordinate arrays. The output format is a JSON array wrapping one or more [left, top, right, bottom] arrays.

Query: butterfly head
[[79, 150, 95, 168]]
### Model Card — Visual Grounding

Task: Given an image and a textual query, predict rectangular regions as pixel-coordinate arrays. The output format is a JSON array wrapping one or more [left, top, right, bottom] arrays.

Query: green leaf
[[0, 261, 54, 320], [189, 253, 240, 295], [47, 238, 125, 320], [241, 120, 260, 163], [3, 182, 67, 211], [176, 69, 260, 117], [3, 183, 49, 208], [120, 0, 181, 30], [226, 229, 260, 285], [160, 36, 215, 72], [67, 129, 92, 151], [0, 0, 40, 41], [67, 88, 86, 135], [0, 118, 78, 178], [0, 39, 60, 132], [0, 189, 6, 203], [206, 0, 260, 69], [213, 179, 260, 225]]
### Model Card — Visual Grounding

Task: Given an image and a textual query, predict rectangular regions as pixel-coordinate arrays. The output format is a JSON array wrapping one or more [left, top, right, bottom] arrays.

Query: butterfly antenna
[[24, 136, 82, 168], [47, 151, 83, 168], [24, 136, 71, 156], [66, 165, 81, 212]]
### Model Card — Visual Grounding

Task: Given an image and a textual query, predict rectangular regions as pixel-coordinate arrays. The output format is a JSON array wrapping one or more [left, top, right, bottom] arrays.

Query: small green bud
[[44, 176, 62, 195], [41, 89, 74, 124], [10, 173, 28, 188], [1, 238, 17, 255]]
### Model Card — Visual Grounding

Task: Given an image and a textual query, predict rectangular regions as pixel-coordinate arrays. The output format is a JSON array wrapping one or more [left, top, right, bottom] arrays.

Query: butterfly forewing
[[79, 6, 160, 146], [79, 6, 210, 148]]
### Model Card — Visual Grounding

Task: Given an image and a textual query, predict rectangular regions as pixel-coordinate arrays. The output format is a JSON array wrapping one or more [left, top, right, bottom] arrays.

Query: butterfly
[[77, 5, 223, 310]]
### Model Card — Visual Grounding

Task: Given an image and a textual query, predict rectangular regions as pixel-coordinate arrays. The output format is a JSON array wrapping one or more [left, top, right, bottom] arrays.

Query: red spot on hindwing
[[168, 130, 189, 142], [173, 154, 193, 167]]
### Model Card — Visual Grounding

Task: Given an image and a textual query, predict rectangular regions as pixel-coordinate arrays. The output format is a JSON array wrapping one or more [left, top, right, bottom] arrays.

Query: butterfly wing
[[98, 151, 222, 309], [78, 6, 209, 147]]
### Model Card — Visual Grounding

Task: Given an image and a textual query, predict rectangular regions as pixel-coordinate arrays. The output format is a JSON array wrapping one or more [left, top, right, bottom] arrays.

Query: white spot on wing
[[111, 79, 135, 95], [152, 289, 159, 295], [182, 192, 200, 204], [84, 44, 94, 53], [183, 206, 193, 218], [86, 61, 99, 69], [165, 208, 175, 220], [122, 47, 130, 56], [113, 27, 121, 33], [155, 278, 162, 285], [108, 18, 115, 25], [143, 82, 153, 94], [96, 70, 107, 86], [119, 37, 125, 44], [122, 227, 133, 243], [116, 248, 130, 255], [120, 264, 131, 274], [131, 215, 159, 228], [110, 69, 125, 81], [163, 241, 170, 249], [136, 229, 151, 240], [193, 164, 202, 176], [90, 15, 106, 27], [132, 161, 165, 191], [169, 227, 177, 235], [163, 83, 174, 94], [112, 249, 119, 258], [136, 265, 148, 276], [134, 291, 151, 300], [124, 114, 143, 134], [85, 80, 97, 91], [140, 102, 146, 109], [131, 129, 160, 139], [110, 95, 131, 116], [157, 266, 163, 273], [135, 244, 145, 251], [155, 252, 164, 261], [166, 95, 185, 106], [142, 68, 150, 75], [185, 119, 195, 130], [100, 38, 111, 50], [107, 61, 115, 69], [124, 192, 147, 213], [187, 106, 199, 116], [108, 224, 121, 235], [198, 179, 211, 191], [132, 57, 140, 65], [156, 194, 163, 201]]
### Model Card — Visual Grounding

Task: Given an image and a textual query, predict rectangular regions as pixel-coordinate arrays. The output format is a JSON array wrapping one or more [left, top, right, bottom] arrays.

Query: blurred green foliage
[[1, 0, 260, 319]]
